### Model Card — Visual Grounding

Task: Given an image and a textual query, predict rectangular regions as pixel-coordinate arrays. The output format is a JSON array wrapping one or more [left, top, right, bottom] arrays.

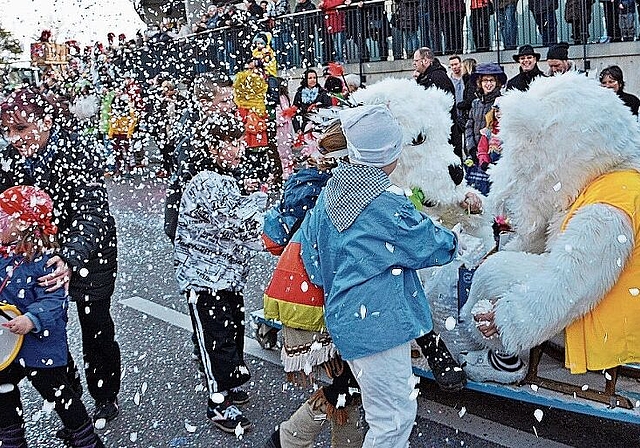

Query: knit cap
[[339, 105, 403, 168], [0, 185, 57, 236]]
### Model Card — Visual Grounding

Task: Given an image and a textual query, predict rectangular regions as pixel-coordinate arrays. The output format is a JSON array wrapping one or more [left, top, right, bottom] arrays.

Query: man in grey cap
[[298, 104, 459, 447]]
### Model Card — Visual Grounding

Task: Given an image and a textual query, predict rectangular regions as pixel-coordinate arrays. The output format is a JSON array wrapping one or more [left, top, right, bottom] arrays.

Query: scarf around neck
[[324, 162, 391, 232], [301, 86, 319, 104]]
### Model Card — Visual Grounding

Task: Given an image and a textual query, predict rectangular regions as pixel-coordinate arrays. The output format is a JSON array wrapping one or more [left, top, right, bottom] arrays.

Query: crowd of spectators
[[121, 0, 640, 72]]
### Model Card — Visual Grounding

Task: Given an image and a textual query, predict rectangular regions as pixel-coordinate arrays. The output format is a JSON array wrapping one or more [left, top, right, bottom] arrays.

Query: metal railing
[[117, 0, 635, 80]]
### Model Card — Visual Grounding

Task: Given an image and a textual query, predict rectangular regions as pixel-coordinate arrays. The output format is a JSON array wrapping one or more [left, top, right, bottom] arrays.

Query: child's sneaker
[[207, 399, 252, 433], [228, 389, 250, 405]]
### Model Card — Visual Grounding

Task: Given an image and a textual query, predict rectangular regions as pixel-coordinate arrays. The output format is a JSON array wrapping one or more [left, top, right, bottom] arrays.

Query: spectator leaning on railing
[[528, 0, 558, 46], [497, 0, 518, 50], [318, 0, 352, 63], [295, 0, 317, 13]]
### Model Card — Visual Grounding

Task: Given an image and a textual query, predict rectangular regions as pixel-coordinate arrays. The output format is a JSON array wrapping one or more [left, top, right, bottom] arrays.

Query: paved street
[[20, 172, 640, 448]]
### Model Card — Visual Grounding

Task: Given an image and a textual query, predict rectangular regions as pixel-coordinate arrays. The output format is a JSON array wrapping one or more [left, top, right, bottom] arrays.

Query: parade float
[[253, 74, 640, 425]]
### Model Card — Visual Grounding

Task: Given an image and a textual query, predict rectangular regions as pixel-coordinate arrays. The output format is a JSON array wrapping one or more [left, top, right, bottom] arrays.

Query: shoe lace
[[223, 405, 243, 420]]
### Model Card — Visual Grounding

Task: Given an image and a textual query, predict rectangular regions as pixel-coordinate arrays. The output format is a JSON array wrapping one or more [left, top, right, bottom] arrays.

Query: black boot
[[67, 420, 104, 448], [0, 423, 27, 448], [416, 331, 466, 392], [264, 428, 282, 448]]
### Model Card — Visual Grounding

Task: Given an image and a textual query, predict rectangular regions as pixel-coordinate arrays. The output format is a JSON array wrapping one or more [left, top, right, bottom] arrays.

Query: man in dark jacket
[[0, 88, 120, 426], [506, 44, 546, 91], [413, 47, 464, 164], [411, 47, 467, 393], [294, 0, 317, 12]]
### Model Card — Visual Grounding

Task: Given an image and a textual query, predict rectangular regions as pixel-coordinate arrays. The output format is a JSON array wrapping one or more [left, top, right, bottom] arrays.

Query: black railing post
[[357, 4, 365, 77]]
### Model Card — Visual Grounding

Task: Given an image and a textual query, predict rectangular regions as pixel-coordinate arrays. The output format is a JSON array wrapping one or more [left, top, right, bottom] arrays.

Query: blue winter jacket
[[1, 253, 68, 368], [263, 167, 332, 247], [299, 187, 457, 360]]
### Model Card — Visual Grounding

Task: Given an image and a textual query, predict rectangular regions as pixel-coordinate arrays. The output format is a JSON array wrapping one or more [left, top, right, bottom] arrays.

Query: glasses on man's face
[[481, 78, 496, 84]]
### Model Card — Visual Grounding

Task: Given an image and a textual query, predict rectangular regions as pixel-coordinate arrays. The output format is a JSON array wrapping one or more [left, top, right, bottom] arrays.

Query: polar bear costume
[[462, 72, 640, 382], [351, 78, 494, 358]]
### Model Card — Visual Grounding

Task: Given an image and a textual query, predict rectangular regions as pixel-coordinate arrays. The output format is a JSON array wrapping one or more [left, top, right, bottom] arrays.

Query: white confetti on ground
[[134, 391, 141, 405], [445, 316, 456, 331], [130, 432, 138, 442], [359, 304, 367, 319], [391, 268, 402, 276], [581, 384, 589, 391], [0, 383, 15, 393], [617, 234, 628, 244], [629, 288, 640, 296], [184, 422, 197, 433], [94, 418, 106, 430], [534, 409, 543, 422], [385, 242, 395, 253], [300, 281, 309, 292], [79, 267, 89, 277], [530, 384, 539, 392], [553, 182, 561, 192], [234, 423, 245, 438], [458, 406, 466, 418]]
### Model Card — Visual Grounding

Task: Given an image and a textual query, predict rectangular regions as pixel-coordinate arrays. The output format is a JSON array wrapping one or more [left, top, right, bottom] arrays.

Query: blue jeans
[[328, 31, 345, 63], [498, 4, 518, 49], [403, 30, 420, 57], [272, 23, 294, 68]]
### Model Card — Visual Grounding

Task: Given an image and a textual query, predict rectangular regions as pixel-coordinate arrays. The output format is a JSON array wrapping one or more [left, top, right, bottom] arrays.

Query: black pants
[[0, 364, 89, 429], [470, 7, 491, 52], [187, 289, 250, 395], [73, 298, 121, 403], [602, 1, 621, 41]]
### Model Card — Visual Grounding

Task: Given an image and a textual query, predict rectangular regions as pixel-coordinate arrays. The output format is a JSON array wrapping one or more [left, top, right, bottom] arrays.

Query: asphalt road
[[19, 171, 640, 448]]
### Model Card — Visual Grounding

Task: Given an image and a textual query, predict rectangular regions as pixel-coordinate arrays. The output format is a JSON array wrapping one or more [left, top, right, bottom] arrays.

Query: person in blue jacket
[[298, 104, 458, 447], [0, 185, 103, 448]]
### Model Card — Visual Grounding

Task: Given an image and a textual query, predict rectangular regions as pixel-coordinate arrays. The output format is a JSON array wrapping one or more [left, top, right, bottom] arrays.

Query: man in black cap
[[506, 44, 545, 91], [545, 41, 581, 75]]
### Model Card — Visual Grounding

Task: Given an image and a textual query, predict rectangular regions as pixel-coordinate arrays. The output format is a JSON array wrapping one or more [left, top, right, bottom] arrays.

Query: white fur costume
[[352, 78, 494, 355], [463, 73, 640, 363], [351, 78, 493, 245]]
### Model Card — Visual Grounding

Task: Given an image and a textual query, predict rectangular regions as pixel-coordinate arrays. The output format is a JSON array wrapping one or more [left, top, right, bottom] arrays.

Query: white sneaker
[[460, 350, 526, 384]]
